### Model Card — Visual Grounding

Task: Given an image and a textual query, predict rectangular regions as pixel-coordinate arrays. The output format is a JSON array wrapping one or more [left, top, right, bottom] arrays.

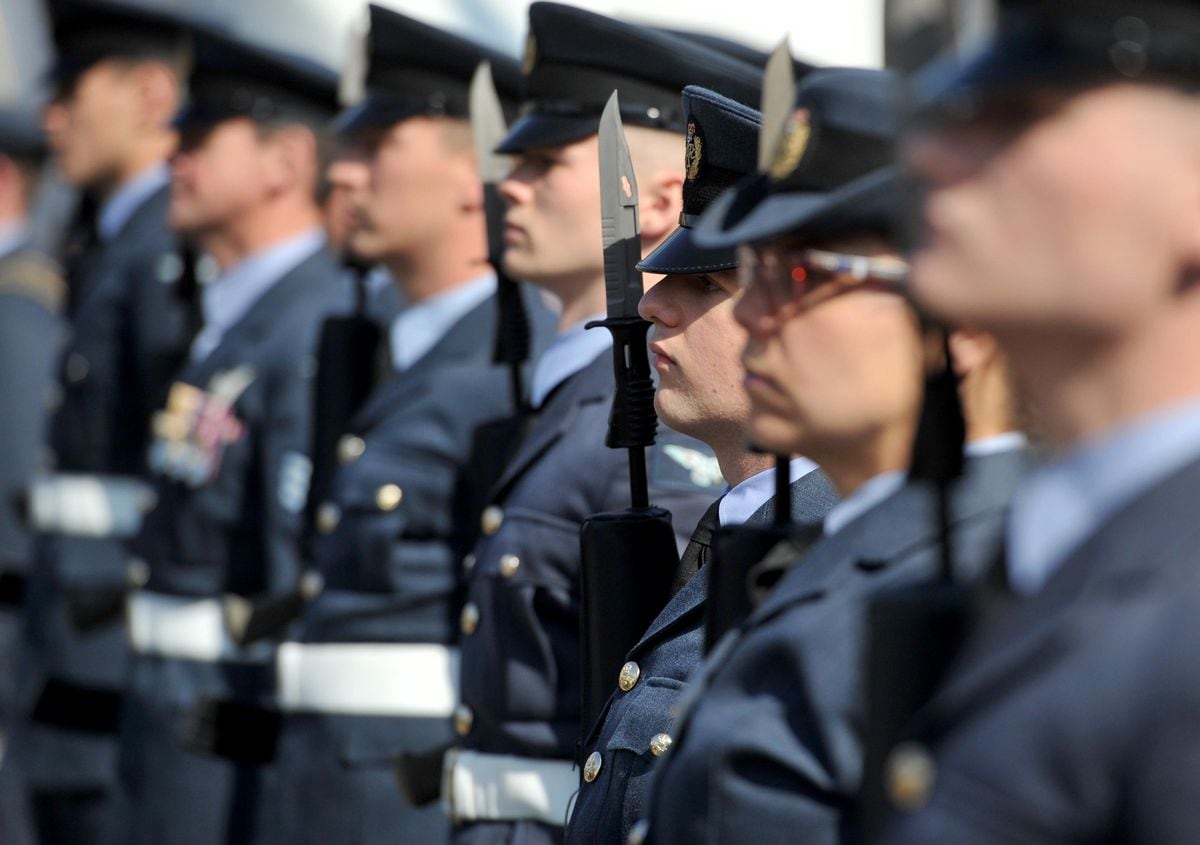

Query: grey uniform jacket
[[641, 448, 1030, 844], [453, 350, 725, 843], [883, 451, 1200, 845], [565, 470, 838, 844]]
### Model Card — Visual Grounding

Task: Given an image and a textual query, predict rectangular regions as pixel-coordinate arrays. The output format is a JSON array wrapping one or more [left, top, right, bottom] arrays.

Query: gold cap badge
[[684, 120, 703, 182], [769, 108, 811, 181], [523, 32, 538, 75]]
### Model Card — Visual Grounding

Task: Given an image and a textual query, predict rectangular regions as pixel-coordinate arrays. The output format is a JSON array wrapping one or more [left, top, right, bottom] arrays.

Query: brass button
[[627, 820, 649, 845], [583, 751, 603, 783], [337, 434, 366, 464], [463, 553, 476, 572], [126, 558, 150, 588], [376, 483, 403, 511], [460, 602, 480, 636], [480, 505, 504, 536], [316, 502, 341, 534], [453, 705, 473, 736], [65, 352, 89, 383], [498, 554, 520, 578], [618, 661, 641, 692], [649, 733, 673, 757], [885, 742, 937, 812], [299, 570, 324, 601]]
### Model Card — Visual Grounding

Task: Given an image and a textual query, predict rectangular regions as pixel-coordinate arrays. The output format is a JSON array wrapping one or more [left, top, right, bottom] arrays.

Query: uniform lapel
[[489, 352, 610, 498]]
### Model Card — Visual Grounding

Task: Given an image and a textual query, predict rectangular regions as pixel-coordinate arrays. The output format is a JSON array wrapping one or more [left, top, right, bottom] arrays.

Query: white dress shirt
[[718, 457, 821, 527]]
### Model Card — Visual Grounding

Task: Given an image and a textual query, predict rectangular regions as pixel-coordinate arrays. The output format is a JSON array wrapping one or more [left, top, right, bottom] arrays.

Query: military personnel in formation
[[633, 66, 1027, 843], [878, 1, 1200, 841], [2, 2, 191, 842], [564, 83, 839, 844], [116, 26, 346, 845], [442, 4, 771, 841], [0, 107, 63, 735], [261, 7, 550, 844]]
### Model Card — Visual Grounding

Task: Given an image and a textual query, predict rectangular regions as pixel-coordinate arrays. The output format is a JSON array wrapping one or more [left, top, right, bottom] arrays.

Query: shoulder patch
[[0, 250, 66, 313]]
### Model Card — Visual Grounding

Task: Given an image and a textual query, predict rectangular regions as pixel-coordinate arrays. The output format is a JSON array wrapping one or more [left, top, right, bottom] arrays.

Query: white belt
[[442, 748, 578, 827], [275, 642, 459, 717], [28, 473, 156, 538], [126, 591, 271, 663]]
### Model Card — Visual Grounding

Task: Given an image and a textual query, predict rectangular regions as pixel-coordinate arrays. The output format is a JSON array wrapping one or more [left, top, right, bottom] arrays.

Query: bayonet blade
[[469, 61, 510, 187], [470, 61, 510, 264], [759, 39, 797, 172], [598, 91, 643, 319]]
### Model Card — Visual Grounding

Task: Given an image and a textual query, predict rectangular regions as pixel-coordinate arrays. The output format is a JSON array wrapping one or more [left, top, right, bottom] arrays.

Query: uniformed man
[[564, 84, 839, 844], [0, 102, 62, 725], [261, 8, 550, 845], [443, 4, 761, 841], [879, 1, 1200, 841], [116, 25, 346, 845], [4, 2, 191, 842], [633, 66, 1028, 843]]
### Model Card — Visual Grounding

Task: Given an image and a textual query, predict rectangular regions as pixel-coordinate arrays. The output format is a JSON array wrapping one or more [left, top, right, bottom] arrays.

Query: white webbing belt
[[442, 748, 578, 827], [126, 591, 271, 663], [275, 642, 459, 717], [28, 473, 156, 538]]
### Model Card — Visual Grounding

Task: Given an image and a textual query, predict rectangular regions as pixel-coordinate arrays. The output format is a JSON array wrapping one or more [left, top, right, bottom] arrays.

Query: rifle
[[578, 92, 681, 741], [701, 44, 804, 653], [859, 331, 969, 841]]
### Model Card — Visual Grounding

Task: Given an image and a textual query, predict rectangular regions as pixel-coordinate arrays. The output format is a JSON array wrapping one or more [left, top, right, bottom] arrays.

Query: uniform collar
[[97, 162, 169, 243], [388, 271, 496, 371], [528, 314, 612, 409], [1008, 397, 1200, 595], [718, 457, 820, 527], [822, 470, 908, 537], [190, 227, 325, 362]]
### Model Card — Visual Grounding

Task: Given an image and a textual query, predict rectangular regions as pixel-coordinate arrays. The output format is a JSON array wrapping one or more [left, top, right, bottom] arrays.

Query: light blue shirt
[[823, 470, 907, 537], [97, 162, 170, 243], [1008, 398, 1200, 595], [719, 457, 821, 527], [0, 217, 26, 260], [529, 314, 612, 408], [389, 272, 497, 371], [189, 228, 326, 362]]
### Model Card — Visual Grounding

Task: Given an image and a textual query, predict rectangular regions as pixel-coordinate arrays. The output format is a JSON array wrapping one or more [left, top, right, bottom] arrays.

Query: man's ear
[[134, 61, 182, 130], [263, 125, 318, 196], [638, 167, 684, 244]]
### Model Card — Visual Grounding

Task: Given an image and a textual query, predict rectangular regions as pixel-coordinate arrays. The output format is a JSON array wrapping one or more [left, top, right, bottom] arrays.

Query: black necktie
[[672, 497, 723, 595]]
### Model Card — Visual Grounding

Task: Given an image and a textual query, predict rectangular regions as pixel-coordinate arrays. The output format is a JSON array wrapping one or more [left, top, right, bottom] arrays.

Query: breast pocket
[[589, 677, 685, 842]]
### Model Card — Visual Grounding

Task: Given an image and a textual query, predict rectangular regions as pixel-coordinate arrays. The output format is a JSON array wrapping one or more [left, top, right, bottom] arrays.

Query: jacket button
[[460, 602, 480, 636], [126, 558, 150, 588], [627, 820, 649, 845], [618, 661, 640, 692], [337, 434, 366, 464], [453, 705, 473, 736], [583, 751, 603, 783], [65, 352, 89, 383], [375, 483, 403, 511], [885, 742, 937, 811], [316, 502, 341, 534], [299, 570, 324, 601], [480, 505, 504, 535], [498, 554, 520, 578], [649, 733, 673, 757], [463, 553, 476, 572]]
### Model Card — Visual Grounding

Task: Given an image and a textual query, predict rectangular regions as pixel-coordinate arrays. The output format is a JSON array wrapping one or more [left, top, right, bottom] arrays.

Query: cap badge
[[770, 108, 811, 181], [523, 32, 538, 75], [684, 120, 703, 182]]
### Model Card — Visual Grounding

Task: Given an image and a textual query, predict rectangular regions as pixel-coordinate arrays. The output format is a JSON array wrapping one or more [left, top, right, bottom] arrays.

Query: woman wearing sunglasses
[[632, 68, 1029, 844]]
